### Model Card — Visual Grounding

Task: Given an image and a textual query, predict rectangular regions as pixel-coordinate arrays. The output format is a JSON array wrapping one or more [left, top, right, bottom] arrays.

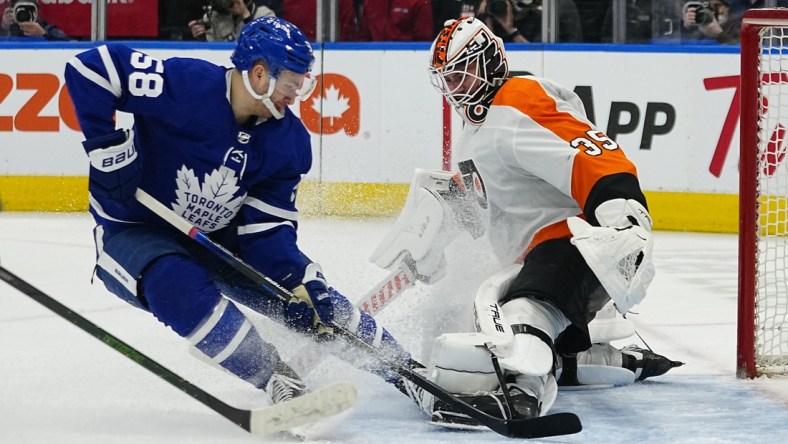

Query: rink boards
[[0, 42, 742, 232]]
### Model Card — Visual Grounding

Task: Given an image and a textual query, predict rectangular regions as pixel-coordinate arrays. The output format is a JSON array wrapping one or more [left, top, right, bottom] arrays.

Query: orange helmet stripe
[[432, 20, 464, 69]]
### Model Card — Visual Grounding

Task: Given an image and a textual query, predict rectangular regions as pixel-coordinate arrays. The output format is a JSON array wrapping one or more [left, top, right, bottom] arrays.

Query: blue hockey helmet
[[231, 16, 314, 78]]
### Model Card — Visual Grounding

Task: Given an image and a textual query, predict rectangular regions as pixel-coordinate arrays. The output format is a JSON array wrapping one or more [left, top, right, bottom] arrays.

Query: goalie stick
[[357, 260, 417, 315], [0, 265, 356, 435], [136, 188, 583, 439]]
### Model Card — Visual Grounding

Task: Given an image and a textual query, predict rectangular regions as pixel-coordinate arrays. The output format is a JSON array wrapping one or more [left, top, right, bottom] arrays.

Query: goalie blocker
[[369, 169, 484, 283]]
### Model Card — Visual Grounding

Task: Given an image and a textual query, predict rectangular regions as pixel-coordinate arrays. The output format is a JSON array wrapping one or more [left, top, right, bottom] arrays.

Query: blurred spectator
[[259, 0, 283, 16], [477, 0, 582, 43], [188, 0, 275, 42], [727, 0, 768, 16], [282, 0, 359, 41], [573, 0, 607, 42], [0, 0, 69, 41], [682, 0, 730, 41], [358, 0, 434, 41], [432, 0, 481, 36], [714, 0, 788, 44], [160, 0, 204, 40], [577, 0, 653, 43]]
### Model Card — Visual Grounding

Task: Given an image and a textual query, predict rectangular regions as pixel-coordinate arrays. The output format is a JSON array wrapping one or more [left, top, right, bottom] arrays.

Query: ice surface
[[1, 213, 787, 443]]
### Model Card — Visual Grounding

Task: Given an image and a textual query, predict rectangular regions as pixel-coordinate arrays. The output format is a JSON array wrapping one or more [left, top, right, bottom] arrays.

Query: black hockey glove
[[84, 129, 140, 202], [282, 263, 335, 340]]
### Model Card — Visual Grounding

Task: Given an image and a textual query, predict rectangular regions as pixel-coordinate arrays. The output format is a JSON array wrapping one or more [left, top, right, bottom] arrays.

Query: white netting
[[755, 26, 788, 375]]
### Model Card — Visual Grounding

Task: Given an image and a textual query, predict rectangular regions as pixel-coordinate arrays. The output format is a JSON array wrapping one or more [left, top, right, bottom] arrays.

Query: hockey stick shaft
[[296, 264, 416, 372], [0, 265, 253, 431], [135, 188, 582, 439], [288, 264, 416, 375]]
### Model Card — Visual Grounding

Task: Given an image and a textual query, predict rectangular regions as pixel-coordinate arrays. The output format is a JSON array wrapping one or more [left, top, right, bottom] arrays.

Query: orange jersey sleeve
[[492, 77, 639, 210]]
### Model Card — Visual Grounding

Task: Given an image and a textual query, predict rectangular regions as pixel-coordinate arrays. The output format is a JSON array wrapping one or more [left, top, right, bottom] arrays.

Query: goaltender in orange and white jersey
[[453, 74, 643, 266]]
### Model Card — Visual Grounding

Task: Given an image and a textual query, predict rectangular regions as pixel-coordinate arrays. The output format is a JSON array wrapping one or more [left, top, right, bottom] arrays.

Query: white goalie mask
[[428, 18, 509, 125]]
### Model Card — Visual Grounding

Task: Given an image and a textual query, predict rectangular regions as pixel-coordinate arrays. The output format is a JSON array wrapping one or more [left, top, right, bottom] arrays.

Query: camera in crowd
[[12, 0, 38, 23], [488, 0, 540, 19], [684, 1, 716, 26], [196, 0, 238, 30]]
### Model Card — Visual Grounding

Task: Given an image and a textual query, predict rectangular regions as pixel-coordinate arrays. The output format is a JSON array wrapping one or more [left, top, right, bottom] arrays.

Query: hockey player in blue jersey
[[63, 16, 414, 423]]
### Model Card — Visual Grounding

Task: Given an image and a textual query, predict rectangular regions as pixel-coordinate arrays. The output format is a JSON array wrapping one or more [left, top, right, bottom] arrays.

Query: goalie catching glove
[[569, 198, 655, 315], [84, 129, 140, 202]]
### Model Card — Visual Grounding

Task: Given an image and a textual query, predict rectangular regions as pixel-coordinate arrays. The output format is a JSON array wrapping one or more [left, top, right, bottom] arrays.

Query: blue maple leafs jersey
[[64, 43, 312, 283]]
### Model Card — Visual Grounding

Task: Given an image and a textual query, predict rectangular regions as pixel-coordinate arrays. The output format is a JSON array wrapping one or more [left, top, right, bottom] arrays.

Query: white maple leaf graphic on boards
[[311, 84, 350, 125], [172, 165, 245, 232]]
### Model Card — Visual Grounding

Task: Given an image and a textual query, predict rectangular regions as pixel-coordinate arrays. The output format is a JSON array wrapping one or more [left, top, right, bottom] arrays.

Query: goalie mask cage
[[739, 8, 788, 379]]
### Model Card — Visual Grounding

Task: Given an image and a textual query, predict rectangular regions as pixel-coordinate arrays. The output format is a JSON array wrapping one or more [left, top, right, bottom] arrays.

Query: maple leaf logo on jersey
[[172, 165, 246, 232]]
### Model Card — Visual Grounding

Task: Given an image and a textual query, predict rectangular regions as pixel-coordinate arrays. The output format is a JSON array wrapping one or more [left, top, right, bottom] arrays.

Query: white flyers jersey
[[453, 76, 640, 265]]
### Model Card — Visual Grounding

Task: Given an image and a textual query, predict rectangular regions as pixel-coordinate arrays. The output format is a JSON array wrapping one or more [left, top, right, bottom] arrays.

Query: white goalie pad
[[427, 332, 500, 394], [568, 217, 655, 315], [558, 365, 636, 390], [473, 264, 520, 343], [589, 300, 635, 343], [557, 343, 637, 389], [473, 265, 560, 376], [369, 169, 463, 281]]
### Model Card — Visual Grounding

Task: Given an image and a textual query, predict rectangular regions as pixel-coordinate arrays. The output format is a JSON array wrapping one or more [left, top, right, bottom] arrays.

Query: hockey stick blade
[[249, 381, 357, 434], [506, 412, 582, 439], [0, 265, 356, 435], [135, 188, 583, 439]]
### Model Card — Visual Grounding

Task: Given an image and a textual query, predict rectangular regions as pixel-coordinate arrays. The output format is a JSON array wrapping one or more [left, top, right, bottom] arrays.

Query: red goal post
[[738, 8, 788, 379]]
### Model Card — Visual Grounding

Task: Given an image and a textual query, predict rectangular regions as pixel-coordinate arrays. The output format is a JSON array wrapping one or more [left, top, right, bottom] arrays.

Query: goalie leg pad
[[427, 332, 500, 394], [473, 264, 520, 342], [557, 344, 636, 389], [492, 298, 569, 376], [474, 265, 569, 376], [588, 301, 635, 343]]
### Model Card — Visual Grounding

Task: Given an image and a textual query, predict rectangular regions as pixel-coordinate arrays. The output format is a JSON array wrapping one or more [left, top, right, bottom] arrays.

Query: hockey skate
[[429, 384, 540, 430], [621, 345, 684, 381], [393, 364, 433, 413], [252, 364, 357, 436], [557, 344, 684, 388], [265, 369, 307, 405]]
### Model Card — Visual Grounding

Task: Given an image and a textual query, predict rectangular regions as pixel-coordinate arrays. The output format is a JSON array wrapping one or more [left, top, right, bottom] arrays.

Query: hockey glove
[[283, 263, 335, 340], [84, 129, 140, 202]]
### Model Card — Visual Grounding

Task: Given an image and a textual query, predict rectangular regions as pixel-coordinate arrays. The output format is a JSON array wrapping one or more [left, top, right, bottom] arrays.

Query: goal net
[[738, 8, 788, 378]]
